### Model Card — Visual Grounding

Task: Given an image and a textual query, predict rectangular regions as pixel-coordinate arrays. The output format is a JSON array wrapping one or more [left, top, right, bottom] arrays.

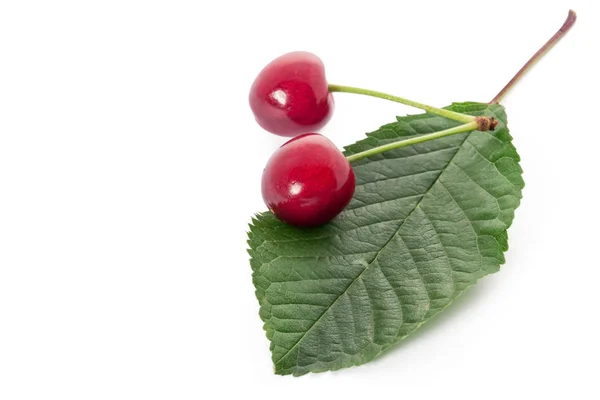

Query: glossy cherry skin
[[262, 133, 355, 227], [249, 51, 334, 136]]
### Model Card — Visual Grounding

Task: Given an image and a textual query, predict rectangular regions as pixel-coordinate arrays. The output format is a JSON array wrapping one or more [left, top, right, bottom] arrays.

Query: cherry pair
[[250, 52, 354, 228], [249, 11, 578, 229]]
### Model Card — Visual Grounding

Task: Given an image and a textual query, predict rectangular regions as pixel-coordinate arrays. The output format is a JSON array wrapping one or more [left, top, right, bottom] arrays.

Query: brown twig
[[489, 10, 577, 104]]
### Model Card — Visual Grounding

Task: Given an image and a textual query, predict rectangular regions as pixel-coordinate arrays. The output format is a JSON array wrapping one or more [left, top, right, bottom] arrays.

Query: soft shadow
[[380, 279, 494, 363], [331, 277, 498, 375]]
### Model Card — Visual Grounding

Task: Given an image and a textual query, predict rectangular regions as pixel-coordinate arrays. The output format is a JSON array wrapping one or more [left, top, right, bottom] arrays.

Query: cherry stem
[[489, 9, 577, 104], [328, 84, 476, 124], [346, 121, 478, 163]]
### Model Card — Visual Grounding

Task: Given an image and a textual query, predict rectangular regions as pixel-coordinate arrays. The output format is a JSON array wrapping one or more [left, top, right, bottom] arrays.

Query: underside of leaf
[[248, 102, 524, 376]]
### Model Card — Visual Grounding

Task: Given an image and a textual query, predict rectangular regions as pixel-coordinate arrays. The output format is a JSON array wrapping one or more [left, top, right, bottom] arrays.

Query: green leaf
[[248, 102, 524, 376]]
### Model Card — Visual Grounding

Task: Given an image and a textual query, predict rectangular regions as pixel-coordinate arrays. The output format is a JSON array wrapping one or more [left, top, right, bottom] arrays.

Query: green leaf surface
[[248, 102, 524, 376]]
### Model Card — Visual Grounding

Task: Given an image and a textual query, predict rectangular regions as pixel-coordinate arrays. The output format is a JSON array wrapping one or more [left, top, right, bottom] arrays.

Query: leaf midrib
[[274, 127, 476, 370]]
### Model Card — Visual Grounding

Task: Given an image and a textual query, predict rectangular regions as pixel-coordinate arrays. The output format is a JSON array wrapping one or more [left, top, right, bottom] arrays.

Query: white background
[[1, 0, 598, 398]]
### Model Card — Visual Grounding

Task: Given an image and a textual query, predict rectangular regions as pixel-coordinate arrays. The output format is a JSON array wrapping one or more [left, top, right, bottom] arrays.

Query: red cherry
[[249, 52, 334, 136], [262, 133, 355, 227]]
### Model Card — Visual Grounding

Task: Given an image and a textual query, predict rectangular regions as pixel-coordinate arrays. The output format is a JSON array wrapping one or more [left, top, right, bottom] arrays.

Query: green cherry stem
[[327, 84, 475, 124], [489, 9, 577, 104], [346, 120, 478, 163]]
